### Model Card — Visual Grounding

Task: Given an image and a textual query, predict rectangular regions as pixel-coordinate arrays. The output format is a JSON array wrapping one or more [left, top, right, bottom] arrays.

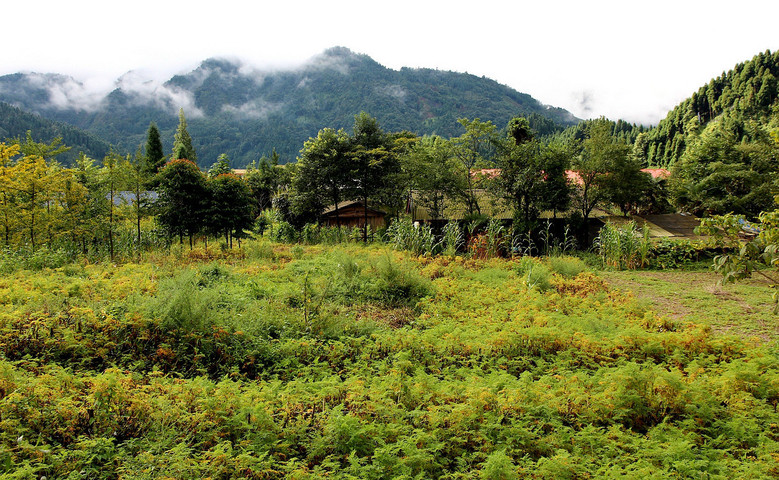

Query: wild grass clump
[[441, 221, 464, 257], [515, 256, 552, 291], [0, 246, 72, 273], [369, 254, 432, 308], [548, 255, 588, 278], [152, 270, 220, 333]]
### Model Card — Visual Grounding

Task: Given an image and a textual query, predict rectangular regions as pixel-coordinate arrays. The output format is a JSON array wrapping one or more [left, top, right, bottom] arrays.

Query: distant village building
[[322, 201, 387, 229]]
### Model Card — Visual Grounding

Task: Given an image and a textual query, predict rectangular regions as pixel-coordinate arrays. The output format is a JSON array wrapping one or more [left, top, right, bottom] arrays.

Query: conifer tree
[[172, 109, 197, 163], [143, 122, 165, 176]]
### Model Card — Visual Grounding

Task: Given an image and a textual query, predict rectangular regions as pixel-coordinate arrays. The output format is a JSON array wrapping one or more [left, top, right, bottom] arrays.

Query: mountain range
[[0, 47, 579, 167]]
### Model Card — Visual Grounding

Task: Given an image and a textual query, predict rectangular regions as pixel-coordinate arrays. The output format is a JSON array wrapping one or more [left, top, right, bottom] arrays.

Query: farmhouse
[[321, 200, 387, 229]]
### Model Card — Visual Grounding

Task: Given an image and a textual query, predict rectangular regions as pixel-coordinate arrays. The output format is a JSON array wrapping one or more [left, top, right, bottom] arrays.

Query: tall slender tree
[[172, 109, 197, 163], [143, 122, 165, 177]]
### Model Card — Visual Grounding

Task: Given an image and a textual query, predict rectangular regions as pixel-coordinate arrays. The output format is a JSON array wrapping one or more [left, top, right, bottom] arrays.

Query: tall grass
[[594, 221, 651, 269], [441, 221, 463, 257], [386, 218, 436, 256]]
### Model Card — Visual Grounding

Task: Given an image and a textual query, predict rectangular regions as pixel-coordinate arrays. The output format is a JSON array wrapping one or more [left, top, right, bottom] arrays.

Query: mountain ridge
[[0, 47, 579, 166]]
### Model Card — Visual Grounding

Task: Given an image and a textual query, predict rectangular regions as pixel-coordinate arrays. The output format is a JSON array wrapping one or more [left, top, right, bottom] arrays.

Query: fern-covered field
[[1, 240, 778, 479]]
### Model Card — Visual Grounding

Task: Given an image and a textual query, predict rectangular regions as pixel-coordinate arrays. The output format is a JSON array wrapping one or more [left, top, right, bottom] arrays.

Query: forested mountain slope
[[641, 50, 779, 167], [0, 47, 579, 167], [0, 101, 112, 164]]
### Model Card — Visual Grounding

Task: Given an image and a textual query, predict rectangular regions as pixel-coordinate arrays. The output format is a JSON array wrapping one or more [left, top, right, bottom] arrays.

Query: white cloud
[[115, 70, 203, 117], [221, 99, 282, 119], [24, 73, 106, 112]]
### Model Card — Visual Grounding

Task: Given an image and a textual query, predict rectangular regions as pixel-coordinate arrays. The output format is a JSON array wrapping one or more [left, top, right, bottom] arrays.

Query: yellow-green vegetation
[[1, 240, 778, 479]]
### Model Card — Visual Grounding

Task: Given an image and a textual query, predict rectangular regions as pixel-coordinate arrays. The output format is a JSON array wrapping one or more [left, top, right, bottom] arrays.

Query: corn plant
[[385, 218, 437, 256], [594, 221, 651, 269], [485, 218, 508, 258], [441, 221, 464, 257]]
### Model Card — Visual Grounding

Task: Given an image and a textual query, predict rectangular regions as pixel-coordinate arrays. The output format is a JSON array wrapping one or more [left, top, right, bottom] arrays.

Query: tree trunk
[[363, 196, 369, 242]]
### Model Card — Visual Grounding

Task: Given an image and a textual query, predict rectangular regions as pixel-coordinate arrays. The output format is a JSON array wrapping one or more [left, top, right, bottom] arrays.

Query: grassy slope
[[1, 241, 778, 478]]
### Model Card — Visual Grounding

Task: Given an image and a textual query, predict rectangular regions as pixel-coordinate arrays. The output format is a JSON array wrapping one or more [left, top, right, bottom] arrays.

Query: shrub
[[271, 221, 298, 243], [649, 238, 700, 269]]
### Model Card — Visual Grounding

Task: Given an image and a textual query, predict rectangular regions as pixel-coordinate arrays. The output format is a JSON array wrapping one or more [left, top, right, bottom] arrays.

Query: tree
[[451, 118, 497, 215], [0, 143, 20, 245], [73, 153, 107, 255], [208, 153, 232, 177], [539, 141, 572, 217], [156, 159, 208, 248], [570, 119, 627, 222], [206, 173, 254, 248], [671, 118, 777, 218], [13, 153, 54, 251], [123, 149, 150, 255], [494, 117, 544, 232], [245, 150, 284, 213], [400, 136, 463, 222], [143, 122, 165, 178], [291, 128, 352, 225], [601, 153, 652, 216], [349, 112, 401, 241], [172, 109, 197, 163], [698, 209, 779, 312], [15, 131, 71, 163], [57, 167, 90, 252], [101, 152, 123, 260]]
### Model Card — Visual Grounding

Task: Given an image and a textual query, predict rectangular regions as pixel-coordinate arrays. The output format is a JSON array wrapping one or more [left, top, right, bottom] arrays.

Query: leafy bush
[[271, 221, 298, 243], [649, 238, 701, 269]]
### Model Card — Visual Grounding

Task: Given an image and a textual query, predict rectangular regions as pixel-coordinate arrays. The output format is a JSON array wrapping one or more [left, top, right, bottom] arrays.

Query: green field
[[1, 240, 778, 479]]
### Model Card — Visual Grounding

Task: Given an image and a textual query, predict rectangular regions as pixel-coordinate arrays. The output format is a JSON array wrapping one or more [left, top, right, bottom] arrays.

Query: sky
[[4, 0, 779, 126]]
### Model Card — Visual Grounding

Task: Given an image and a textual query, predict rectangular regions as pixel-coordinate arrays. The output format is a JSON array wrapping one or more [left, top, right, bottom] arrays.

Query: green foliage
[[645, 50, 779, 167], [671, 117, 778, 217], [547, 255, 587, 278], [0, 104, 111, 165], [441, 221, 464, 257], [0, 240, 778, 477], [207, 153, 232, 177], [514, 256, 553, 291], [143, 121, 165, 177], [480, 450, 518, 480], [0, 49, 579, 166], [171, 109, 197, 163], [206, 172, 255, 245], [698, 210, 779, 310], [155, 159, 208, 244], [386, 218, 437, 256], [594, 221, 652, 270], [369, 254, 431, 308], [649, 238, 701, 269]]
